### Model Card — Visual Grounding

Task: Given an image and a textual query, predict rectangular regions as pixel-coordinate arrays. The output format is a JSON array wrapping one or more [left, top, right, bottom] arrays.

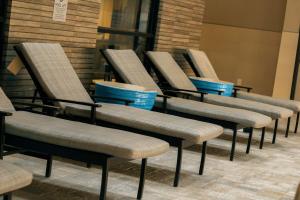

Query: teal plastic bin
[[95, 81, 157, 110], [190, 77, 234, 96]]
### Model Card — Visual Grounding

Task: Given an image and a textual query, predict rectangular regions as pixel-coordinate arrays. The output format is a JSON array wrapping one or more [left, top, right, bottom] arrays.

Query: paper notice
[[7, 56, 24, 76], [53, 0, 69, 22]]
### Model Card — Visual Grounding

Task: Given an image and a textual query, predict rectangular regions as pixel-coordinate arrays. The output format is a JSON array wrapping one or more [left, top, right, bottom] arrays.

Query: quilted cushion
[[156, 97, 272, 129], [6, 111, 169, 160], [65, 103, 224, 144], [237, 91, 300, 113]]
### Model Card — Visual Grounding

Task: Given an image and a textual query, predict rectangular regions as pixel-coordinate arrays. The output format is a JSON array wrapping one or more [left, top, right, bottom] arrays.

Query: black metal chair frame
[[13, 45, 208, 190], [183, 53, 297, 142]]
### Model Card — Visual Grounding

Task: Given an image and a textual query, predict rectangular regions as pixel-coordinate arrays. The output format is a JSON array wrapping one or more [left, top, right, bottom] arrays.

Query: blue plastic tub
[[95, 81, 157, 110], [190, 77, 234, 96]]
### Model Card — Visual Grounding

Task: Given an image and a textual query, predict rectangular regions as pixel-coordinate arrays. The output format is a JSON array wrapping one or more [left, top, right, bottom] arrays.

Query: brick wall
[[155, 0, 206, 75], [0, 0, 100, 96]]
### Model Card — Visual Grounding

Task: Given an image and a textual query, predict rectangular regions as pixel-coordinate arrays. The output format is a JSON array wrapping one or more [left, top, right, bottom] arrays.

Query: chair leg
[[4, 193, 12, 200], [230, 127, 238, 161], [99, 158, 109, 200], [295, 112, 299, 134], [137, 159, 147, 200], [272, 119, 279, 144], [246, 128, 253, 154], [87, 163, 92, 168], [199, 141, 207, 175], [285, 117, 291, 138], [173, 141, 183, 187], [45, 155, 53, 178], [260, 127, 266, 149]]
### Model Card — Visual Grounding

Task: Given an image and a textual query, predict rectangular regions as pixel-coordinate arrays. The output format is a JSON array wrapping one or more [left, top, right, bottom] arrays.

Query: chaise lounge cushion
[[237, 91, 300, 113], [18, 43, 224, 144], [187, 49, 219, 80], [105, 49, 272, 129], [65, 103, 224, 144], [186, 49, 300, 113], [204, 94, 293, 119], [146, 51, 293, 120], [155, 97, 272, 129], [6, 111, 169, 160], [0, 160, 32, 195]]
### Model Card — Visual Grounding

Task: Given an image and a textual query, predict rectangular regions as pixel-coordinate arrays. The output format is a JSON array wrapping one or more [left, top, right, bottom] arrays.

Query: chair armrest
[[162, 87, 208, 102], [10, 96, 101, 124], [91, 95, 134, 106], [232, 88, 240, 97], [157, 94, 171, 113], [0, 110, 12, 117], [234, 85, 253, 92], [196, 87, 224, 95], [13, 102, 61, 113]]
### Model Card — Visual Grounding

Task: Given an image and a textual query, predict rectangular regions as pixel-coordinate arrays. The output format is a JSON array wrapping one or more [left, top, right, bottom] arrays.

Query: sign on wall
[[52, 0, 69, 22]]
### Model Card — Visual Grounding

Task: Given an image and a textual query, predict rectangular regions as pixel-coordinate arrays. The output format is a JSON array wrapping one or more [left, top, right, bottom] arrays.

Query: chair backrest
[[146, 51, 197, 91], [103, 49, 163, 95], [0, 87, 15, 112], [17, 43, 93, 109], [187, 49, 219, 80]]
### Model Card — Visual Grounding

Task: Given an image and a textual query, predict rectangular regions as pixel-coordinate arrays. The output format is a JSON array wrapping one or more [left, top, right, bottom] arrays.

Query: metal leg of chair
[[199, 141, 207, 175], [99, 158, 109, 200], [260, 127, 266, 149], [230, 127, 238, 161], [295, 112, 299, 134], [272, 119, 279, 144], [246, 128, 253, 154], [4, 193, 12, 200], [45, 155, 53, 178], [137, 159, 147, 200], [173, 141, 183, 187], [285, 117, 291, 138]]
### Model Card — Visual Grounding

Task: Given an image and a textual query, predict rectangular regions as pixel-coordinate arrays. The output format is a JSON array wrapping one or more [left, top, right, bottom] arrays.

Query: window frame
[[0, 0, 10, 67], [97, 0, 160, 51]]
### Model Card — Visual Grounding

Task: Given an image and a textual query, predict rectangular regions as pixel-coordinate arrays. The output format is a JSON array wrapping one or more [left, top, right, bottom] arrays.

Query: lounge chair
[[184, 49, 300, 133], [14, 43, 224, 188], [0, 87, 169, 200], [145, 51, 294, 146], [101, 49, 273, 161], [0, 160, 32, 200]]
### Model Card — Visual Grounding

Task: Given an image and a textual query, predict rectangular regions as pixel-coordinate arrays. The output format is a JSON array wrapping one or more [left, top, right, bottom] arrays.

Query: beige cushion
[[0, 160, 32, 195], [103, 49, 272, 128], [17, 42, 223, 144], [19, 43, 94, 109], [156, 97, 272, 129], [187, 49, 219, 80], [186, 48, 300, 113], [146, 51, 293, 119], [104, 49, 163, 95], [204, 94, 293, 119], [6, 111, 169, 160], [147, 51, 198, 91], [65, 103, 223, 144], [237, 91, 300, 113], [0, 88, 15, 112]]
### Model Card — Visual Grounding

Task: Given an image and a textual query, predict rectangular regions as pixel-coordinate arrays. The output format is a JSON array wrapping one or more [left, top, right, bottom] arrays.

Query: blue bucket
[[190, 77, 234, 96], [95, 82, 157, 110]]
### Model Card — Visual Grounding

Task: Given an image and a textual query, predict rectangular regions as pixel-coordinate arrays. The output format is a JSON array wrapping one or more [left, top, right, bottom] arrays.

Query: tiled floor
[[3, 117, 300, 200]]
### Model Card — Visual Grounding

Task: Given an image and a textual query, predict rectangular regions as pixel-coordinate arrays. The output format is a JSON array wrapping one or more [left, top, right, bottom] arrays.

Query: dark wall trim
[[290, 28, 300, 100]]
